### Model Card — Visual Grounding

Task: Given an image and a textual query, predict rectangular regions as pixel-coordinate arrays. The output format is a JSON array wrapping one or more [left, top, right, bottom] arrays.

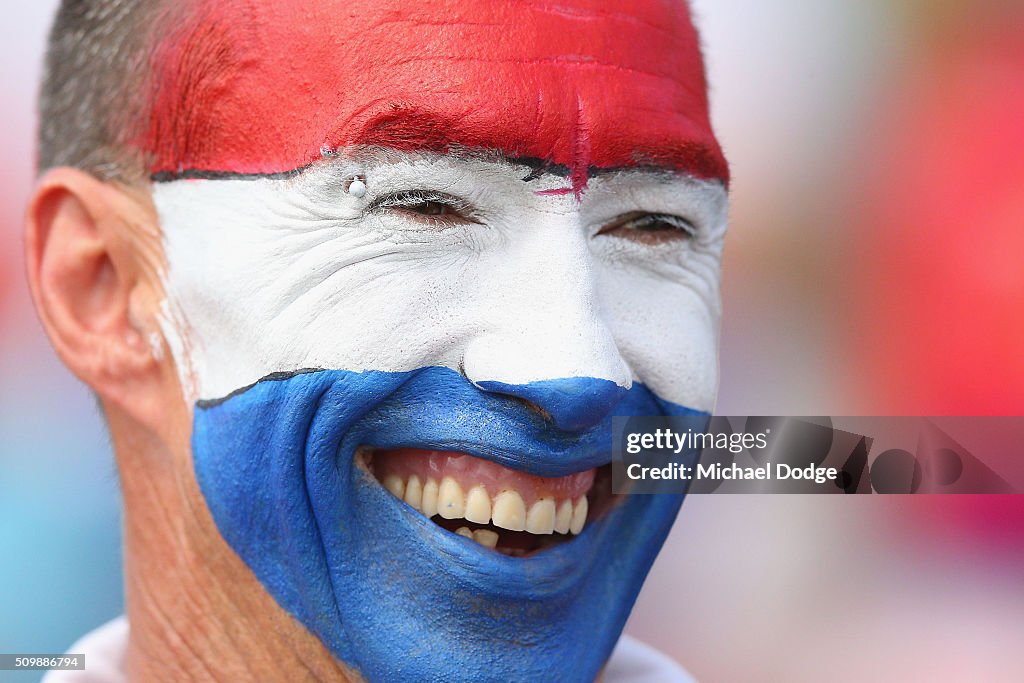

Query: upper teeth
[[381, 474, 588, 536]]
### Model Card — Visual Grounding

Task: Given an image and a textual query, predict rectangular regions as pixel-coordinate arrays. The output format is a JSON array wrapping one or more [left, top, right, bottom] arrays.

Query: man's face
[[148, 0, 727, 679]]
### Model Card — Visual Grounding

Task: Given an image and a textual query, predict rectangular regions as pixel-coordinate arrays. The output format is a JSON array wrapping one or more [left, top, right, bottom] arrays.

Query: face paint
[[156, 155, 726, 680], [142, 0, 727, 188], [146, 2, 728, 681]]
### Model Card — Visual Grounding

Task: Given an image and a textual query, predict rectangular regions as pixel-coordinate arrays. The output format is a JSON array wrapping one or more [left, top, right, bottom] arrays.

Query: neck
[[111, 409, 360, 682]]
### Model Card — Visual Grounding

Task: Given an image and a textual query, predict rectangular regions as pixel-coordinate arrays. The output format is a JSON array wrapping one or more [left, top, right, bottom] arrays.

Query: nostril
[[474, 377, 628, 433], [497, 393, 556, 423]]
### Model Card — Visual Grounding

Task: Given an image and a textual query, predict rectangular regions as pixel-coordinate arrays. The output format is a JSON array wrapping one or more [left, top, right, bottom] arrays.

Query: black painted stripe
[[151, 166, 312, 183], [196, 367, 325, 409], [150, 158, 700, 184]]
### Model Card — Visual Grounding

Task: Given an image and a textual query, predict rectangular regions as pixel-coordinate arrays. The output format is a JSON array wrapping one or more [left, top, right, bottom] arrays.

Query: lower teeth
[[437, 516, 579, 556], [454, 526, 500, 549]]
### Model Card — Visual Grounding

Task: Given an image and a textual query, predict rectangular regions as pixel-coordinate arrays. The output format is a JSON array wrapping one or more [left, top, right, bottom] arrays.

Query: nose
[[460, 226, 632, 433]]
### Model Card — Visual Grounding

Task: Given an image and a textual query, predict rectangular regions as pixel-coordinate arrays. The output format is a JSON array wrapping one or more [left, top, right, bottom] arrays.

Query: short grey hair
[[38, 0, 157, 182]]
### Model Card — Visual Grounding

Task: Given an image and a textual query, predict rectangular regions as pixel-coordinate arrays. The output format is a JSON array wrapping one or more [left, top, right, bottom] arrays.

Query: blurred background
[[2, 1, 1022, 681]]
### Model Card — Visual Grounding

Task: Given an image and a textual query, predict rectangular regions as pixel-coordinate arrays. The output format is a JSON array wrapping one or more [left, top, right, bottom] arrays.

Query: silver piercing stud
[[348, 176, 367, 198]]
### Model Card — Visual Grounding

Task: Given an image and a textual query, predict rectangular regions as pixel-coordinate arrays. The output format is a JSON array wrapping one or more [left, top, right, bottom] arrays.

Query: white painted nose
[[461, 223, 632, 432]]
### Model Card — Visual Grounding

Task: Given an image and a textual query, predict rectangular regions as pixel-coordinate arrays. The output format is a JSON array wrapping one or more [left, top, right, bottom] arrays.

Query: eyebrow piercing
[[347, 175, 367, 198], [317, 142, 366, 198]]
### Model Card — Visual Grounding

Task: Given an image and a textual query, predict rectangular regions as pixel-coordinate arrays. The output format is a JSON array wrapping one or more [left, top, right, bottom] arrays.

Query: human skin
[[26, 1, 728, 681]]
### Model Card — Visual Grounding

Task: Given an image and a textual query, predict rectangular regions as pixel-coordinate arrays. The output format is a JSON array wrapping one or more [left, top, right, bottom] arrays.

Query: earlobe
[[25, 168, 164, 418]]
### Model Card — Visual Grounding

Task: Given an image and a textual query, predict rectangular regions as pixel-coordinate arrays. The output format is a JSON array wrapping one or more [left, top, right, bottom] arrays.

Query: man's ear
[[25, 167, 167, 426]]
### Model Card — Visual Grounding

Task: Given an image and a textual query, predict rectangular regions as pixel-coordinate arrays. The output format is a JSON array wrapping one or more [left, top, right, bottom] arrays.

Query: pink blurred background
[[2, 1, 1022, 681]]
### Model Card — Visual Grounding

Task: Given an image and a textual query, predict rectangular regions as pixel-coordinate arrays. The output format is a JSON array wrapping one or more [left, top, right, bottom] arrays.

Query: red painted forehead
[[144, 0, 727, 183]]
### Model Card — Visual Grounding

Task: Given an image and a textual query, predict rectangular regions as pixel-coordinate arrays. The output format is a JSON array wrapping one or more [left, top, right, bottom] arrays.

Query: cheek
[[163, 251, 470, 402], [596, 266, 720, 412]]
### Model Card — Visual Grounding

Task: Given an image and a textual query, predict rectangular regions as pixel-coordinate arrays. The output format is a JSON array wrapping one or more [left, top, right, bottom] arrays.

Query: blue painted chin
[[193, 366, 704, 682]]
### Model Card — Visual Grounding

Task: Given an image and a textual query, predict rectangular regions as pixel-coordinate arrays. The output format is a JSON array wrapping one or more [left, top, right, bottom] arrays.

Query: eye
[[368, 190, 480, 226], [597, 211, 697, 245]]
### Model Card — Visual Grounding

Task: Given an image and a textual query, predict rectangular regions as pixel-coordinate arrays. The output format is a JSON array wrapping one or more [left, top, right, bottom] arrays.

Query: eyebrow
[[346, 106, 472, 156], [343, 105, 727, 183]]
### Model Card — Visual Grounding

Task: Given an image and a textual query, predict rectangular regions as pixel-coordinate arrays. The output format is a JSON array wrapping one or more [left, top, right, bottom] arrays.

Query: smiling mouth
[[361, 448, 616, 556]]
